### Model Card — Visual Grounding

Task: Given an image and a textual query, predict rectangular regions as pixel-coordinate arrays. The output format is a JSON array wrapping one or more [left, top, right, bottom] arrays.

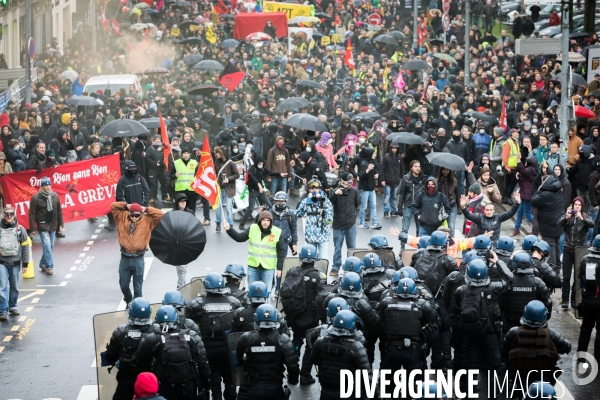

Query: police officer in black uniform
[[454, 256, 513, 394], [280, 244, 326, 385], [307, 297, 367, 348], [184, 273, 243, 400], [577, 234, 600, 364], [504, 252, 550, 332], [322, 272, 381, 364], [398, 266, 434, 300], [162, 291, 199, 332], [361, 252, 393, 305], [495, 236, 515, 268], [377, 278, 438, 375], [222, 263, 249, 307], [529, 240, 562, 290], [137, 305, 211, 400], [502, 300, 571, 387], [368, 234, 400, 269], [311, 310, 372, 400], [102, 298, 155, 400], [442, 250, 482, 376], [315, 256, 363, 323], [231, 281, 288, 335], [236, 304, 299, 400], [410, 230, 457, 370]]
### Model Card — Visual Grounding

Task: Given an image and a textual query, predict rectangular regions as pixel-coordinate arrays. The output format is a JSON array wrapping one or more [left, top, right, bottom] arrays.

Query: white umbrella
[[60, 70, 79, 81]]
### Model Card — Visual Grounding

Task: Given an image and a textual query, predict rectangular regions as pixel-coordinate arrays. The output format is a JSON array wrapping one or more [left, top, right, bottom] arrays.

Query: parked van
[[83, 74, 142, 96]]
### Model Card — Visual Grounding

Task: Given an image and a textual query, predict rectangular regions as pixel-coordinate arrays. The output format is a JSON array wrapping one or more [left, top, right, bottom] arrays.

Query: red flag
[[191, 136, 219, 206], [220, 72, 245, 92], [344, 38, 355, 70], [158, 111, 171, 171], [421, 78, 430, 103], [215, 0, 228, 14], [111, 19, 121, 35], [499, 98, 508, 130]]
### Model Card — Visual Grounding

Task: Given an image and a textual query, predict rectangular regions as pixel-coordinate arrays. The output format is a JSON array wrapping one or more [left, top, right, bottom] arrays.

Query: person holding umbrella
[[110, 202, 163, 308]]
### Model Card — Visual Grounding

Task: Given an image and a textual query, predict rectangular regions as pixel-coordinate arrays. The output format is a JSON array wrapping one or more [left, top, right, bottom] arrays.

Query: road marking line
[[60, 281, 67, 286], [0, 346, 4, 353], [102, 218, 108, 222], [31, 298, 39, 303], [87, 241, 94, 245], [18, 316, 26, 322], [83, 247, 90, 251], [91, 357, 97, 368], [75, 259, 81, 264], [17, 289, 46, 302], [76, 384, 98, 400], [3, 336, 12, 342], [70, 266, 77, 271], [557, 380, 575, 400], [10, 325, 19, 331], [65, 274, 73, 279], [25, 307, 33, 312], [143, 257, 154, 280], [79, 253, 87, 257], [98, 224, 105, 228], [91, 235, 98, 239], [95, 229, 101, 233]]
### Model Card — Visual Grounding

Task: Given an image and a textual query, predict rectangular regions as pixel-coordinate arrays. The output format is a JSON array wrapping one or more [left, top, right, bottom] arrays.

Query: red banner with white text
[[0, 154, 121, 229]]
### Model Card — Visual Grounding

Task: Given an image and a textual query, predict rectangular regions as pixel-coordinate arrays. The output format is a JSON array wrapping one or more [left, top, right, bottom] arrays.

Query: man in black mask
[[111, 161, 151, 230]]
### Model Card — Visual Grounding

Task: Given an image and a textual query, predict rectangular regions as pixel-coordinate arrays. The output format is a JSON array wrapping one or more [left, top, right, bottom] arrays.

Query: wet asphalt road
[[0, 196, 598, 399]]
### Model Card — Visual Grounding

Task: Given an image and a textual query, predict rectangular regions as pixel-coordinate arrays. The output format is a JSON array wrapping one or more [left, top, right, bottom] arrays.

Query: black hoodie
[[39, 113, 58, 146], [350, 147, 379, 191], [172, 193, 195, 215], [116, 160, 150, 206], [412, 177, 452, 231]]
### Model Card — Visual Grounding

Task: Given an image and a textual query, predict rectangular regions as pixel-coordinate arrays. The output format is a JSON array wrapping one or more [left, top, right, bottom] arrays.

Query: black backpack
[[412, 250, 446, 293], [280, 267, 317, 317], [159, 329, 196, 384], [315, 281, 339, 322], [460, 286, 492, 335]]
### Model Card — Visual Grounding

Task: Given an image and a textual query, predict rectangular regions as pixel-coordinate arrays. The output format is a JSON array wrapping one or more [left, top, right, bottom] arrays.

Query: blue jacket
[[294, 191, 333, 244], [271, 208, 298, 246]]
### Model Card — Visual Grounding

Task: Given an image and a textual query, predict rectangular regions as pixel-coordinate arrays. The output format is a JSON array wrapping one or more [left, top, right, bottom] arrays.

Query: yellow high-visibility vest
[[247, 224, 281, 270], [174, 159, 197, 191]]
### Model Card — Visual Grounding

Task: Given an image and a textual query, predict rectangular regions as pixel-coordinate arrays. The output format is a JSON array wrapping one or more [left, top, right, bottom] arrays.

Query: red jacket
[[548, 13, 560, 26]]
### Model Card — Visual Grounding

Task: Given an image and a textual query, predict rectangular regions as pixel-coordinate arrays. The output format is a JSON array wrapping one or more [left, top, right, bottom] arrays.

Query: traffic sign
[[367, 13, 382, 26], [442, 0, 450, 13], [442, 13, 450, 31], [28, 38, 34, 59]]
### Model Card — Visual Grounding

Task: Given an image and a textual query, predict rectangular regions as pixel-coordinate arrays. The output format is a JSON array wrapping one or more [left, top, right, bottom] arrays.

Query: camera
[[570, 209, 578, 215], [477, 249, 493, 260]]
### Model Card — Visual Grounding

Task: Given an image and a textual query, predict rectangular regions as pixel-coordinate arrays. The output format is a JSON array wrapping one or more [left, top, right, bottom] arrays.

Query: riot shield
[[93, 304, 161, 400], [226, 332, 246, 386], [179, 277, 205, 302], [349, 249, 397, 270], [276, 257, 329, 312], [574, 246, 588, 319], [401, 248, 417, 267], [347, 248, 369, 259]]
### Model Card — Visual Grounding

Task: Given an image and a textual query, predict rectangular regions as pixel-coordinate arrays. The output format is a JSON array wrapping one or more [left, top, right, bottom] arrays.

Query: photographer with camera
[[460, 192, 520, 241], [329, 172, 360, 276], [294, 177, 333, 259]]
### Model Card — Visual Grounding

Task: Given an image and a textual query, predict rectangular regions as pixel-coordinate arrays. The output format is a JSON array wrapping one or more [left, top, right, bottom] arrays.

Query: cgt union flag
[[0, 154, 121, 230], [191, 136, 220, 209]]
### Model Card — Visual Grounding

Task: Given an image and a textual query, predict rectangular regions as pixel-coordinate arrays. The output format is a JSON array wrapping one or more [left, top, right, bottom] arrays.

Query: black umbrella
[[171, 1, 192, 8], [179, 21, 199, 32], [582, 44, 600, 59], [150, 210, 207, 266], [284, 114, 327, 132], [179, 37, 203, 46], [426, 153, 467, 171], [388, 31, 406, 41], [276, 97, 311, 111], [66, 95, 98, 107], [570, 32, 589, 39], [183, 54, 204, 67], [188, 83, 222, 95], [297, 79, 323, 89], [386, 132, 425, 145], [98, 119, 149, 137], [192, 60, 225, 72], [221, 39, 240, 49], [315, 12, 332, 19], [403, 59, 430, 70], [138, 117, 169, 129], [552, 72, 588, 86], [374, 34, 399, 47], [462, 111, 498, 123]]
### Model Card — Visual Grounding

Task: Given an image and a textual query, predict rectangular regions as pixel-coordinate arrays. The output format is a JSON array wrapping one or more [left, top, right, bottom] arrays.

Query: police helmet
[[520, 300, 548, 328], [326, 297, 349, 318], [525, 381, 556, 400], [162, 291, 185, 307], [418, 235, 431, 249], [343, 257, 364, 275], [512, 252, 532, 271], [369, 234, 391, 250], [496, 236, 515, 255], [399, 266, 419, 281], [272, 191, 288, 202], [465, 259, 490, 287], [155, 305, 178, 324], [427, 231, 448, 251], [391, 269, 402, 286], [129, 297, 152, 319], [340, 272, 362, 297], [396, 278, 418, 298], [590, 234, 600, 253], [299, 244, 318, 263], [222, 263, 246, 280], [532, 240, 550, 258], [330, 310, 357, 336], [522, 235, 539, 252], [462, 250, 482, 267], [248, 281, 269, 304], [418, 382, 447, 399], [254, 304, 279, 329], [204, 272, 226, 293], [363, 253, 383, 271], [474, 235, 492, 250]]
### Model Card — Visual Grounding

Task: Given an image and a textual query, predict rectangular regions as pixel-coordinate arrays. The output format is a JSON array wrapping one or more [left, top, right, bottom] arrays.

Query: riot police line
[[93, 229, 600, 400]]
